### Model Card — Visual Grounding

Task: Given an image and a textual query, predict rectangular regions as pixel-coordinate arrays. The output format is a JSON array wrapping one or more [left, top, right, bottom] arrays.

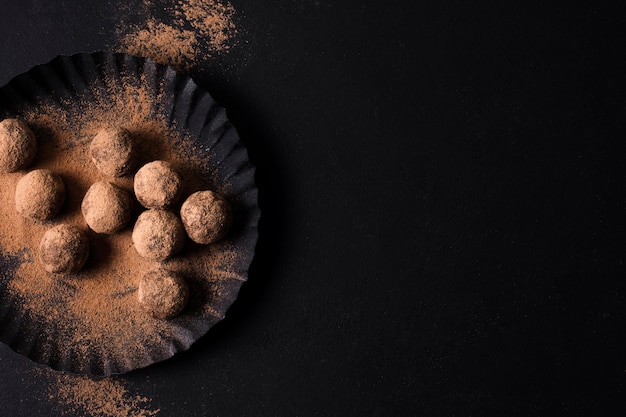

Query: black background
[[2, 1, 626, 415]]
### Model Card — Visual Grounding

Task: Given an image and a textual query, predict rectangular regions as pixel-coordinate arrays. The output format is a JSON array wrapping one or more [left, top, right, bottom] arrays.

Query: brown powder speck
[[121, 21, 198, 70], [178, 0, 238, 51], [116, 0, 238, 70], [39, 369, 160, 417]]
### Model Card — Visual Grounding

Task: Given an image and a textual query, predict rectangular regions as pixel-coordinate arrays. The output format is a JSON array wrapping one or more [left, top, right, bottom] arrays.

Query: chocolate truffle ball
[[0, 119, 37, 173], [15, 169, 65, 220], [134, 161, 182, 209], [81, 181, 133, 234], [132, 209, 185, 261], [138, 269, 189, 319], [90, 128, 137, 177], [180, 190, 233, 244], [39, 224, 89, 273]]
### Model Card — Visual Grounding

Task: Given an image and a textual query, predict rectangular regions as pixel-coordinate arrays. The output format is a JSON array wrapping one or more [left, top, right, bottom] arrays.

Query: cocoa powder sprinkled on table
[[116, 0, 238, 69], [33, 367, 160, 417]]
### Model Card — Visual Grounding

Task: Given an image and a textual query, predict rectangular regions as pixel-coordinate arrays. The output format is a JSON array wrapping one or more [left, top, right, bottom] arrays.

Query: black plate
[[0, 52, 259, 375]]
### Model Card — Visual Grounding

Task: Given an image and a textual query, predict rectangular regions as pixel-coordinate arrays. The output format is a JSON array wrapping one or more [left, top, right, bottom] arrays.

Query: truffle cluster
[[128, 158, 232, 319], [0, 119, 85, 274], [1, 119, 234, 320]]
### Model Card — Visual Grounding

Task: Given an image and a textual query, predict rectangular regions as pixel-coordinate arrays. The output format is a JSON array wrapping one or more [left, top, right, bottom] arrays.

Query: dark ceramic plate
[[0, 52, 259, 375]]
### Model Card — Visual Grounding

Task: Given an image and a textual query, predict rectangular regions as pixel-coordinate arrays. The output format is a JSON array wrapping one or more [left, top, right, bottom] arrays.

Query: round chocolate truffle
[[90, 128, 137, 177], [132, 209, 185, 261], [180, 190, 233, 244], [138, 269, 189, 319], [0, 119, 37, 173], [39, 224, 89, 273], [81, 181, 133, 234], [15, 169, 65, 220], [134, 161, 182, 209]]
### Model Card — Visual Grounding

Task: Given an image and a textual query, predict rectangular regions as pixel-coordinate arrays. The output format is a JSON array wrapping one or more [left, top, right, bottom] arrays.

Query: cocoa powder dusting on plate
[[0, 54, 255, 375]]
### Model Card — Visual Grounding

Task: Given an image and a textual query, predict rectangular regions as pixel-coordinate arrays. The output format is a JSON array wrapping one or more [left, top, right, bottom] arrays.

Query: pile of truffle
[[0, 118, 233, 319]]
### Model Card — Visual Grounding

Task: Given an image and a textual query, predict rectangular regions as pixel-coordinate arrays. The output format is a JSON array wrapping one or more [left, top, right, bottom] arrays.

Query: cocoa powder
[[116, 0, 238, 69], [33, 367, 161, 417]]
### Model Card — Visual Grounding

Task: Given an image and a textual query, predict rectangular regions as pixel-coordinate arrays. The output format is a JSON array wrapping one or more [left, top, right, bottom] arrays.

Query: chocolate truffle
[[180, 190, 233, 244], [132, 209, 185, 261], [90, 127, 137, 177], [0, 118, 37, 173], [138, 269, 189, 319], [134, 160, 182, 209], [81, 181, 133, 234], [15, 169, 65, 220], [39, 224, 89, 273]]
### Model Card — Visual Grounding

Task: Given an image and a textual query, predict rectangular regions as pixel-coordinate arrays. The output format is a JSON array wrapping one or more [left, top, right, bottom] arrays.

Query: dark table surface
[[1, 1, 626, 416]]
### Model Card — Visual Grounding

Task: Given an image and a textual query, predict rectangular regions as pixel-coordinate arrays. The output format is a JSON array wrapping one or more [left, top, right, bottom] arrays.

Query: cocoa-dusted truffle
[[15, 169, 65, 220], [0, 119, 37, 173], [90, 127, 137, 177], [134, 160, 182, 208], [180, 190, 233, 244], [39, 224, 89, 273], [81, 181, 133, 234], [138, 269, 189, 319], [132, 209, 185, 261]]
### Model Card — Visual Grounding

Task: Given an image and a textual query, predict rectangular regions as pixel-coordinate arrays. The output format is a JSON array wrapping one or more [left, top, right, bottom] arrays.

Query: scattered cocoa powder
[[0, 59, 249, 375], [36, 368, 160, 417], [178, 0, 238, 51], [116, 0, 238, 70], [120, 20, 198, 71]]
